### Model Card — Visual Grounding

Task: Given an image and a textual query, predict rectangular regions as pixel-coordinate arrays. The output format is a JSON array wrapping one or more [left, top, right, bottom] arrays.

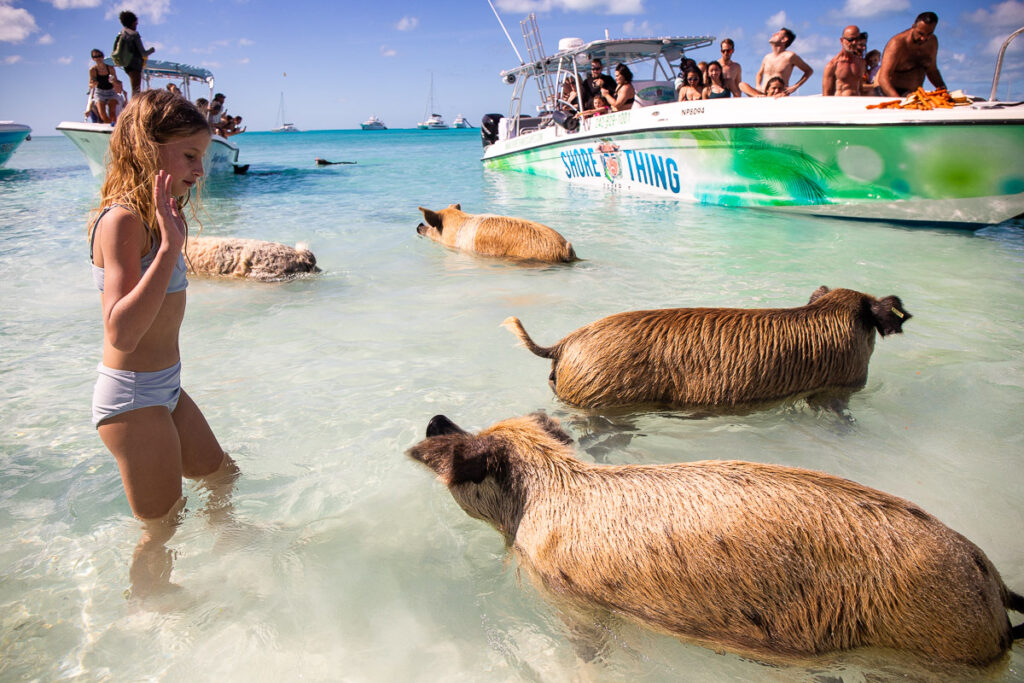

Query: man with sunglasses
[[580, 58, 616, 113], [719, 39, 742, 97], [877, 12, 946, 97], [822, 25, 867, 96]]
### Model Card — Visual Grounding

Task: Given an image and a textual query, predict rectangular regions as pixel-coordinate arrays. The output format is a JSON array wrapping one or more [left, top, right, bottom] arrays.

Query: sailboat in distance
[[272, 84, 299, 132], [417, 72, 448, 130]]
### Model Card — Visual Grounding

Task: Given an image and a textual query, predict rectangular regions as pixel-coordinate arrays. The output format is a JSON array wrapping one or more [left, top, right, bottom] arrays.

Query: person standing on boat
[[580, 58, 616, 113], [702, 61, 732, 99], [755, 28, 814, 95], [877, 12, 946, 97], [89, 48, 122, 124], [822, 25, 868, 96], [718, 39, 743, 97], [117, 11, 155, 99]]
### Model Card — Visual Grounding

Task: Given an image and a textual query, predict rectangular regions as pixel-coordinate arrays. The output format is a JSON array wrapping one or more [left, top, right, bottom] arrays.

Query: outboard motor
[[481, 113, 503, 148]]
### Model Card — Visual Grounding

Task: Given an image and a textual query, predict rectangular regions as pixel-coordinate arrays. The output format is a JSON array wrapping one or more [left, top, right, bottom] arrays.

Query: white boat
[[272, 91, 299, 132], [0, 122, 31, 167], [480, 21, 1024, 228], [57, 59, 241, 176], [361, 115, 387, 130], [417, 73, 449, 130], [452, 114, 473, 128]]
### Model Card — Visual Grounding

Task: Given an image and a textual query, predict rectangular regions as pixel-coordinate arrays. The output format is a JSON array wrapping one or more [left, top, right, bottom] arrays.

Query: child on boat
[[88, 89, 238, 595]]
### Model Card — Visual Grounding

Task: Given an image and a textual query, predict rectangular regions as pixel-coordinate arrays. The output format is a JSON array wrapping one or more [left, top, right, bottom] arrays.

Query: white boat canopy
[[102, 58, 215, 99]]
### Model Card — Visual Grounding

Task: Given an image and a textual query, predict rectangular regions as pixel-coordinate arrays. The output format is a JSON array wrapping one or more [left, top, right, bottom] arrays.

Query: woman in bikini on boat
[[89, 49, 122, 124], [89, 89, 237, 595], [600, 63, 636, 111], [702, 61, 732, 99]]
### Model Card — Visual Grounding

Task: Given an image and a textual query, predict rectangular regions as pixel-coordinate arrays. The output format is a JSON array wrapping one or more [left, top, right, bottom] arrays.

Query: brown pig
[[407, 412, 1024, 665], [416, 204, 576, 263], [503, 286, 910, 409], [184, 236, 320, 282]]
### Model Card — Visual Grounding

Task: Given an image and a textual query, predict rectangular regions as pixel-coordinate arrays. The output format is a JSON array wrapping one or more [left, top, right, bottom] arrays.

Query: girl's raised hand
[[153, 170, 186, 253]]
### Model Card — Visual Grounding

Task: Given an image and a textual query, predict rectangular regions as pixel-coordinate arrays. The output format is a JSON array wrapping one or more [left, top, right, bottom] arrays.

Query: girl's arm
[[98, 172, 186, 352], [89, 66, 98, 88]]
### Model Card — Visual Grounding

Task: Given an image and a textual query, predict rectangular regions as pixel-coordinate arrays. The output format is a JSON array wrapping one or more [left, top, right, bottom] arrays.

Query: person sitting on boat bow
[[677, 69, 703, 101], [89, 48, 122, 124], [702, 61, 732, 99], [600, 63, 636, 112], [739, 76, 788, 98]]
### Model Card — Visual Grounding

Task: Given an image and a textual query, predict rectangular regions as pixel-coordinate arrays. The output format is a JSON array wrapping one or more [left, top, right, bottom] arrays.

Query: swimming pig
[[416, 204, 576, 263], [503, 286, 910, 409], [184, 236, 320, 282], [408, 412, 1024, 665]]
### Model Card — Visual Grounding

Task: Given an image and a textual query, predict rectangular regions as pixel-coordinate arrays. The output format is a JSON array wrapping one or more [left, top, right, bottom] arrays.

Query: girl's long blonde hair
[[89, 89, 212, 254]]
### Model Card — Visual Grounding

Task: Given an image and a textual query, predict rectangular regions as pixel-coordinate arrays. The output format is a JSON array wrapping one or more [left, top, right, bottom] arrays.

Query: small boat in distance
[[0, 122, 31, 167], [418, 72, 449, 129], [272, 91, 299, 132], [361, 115, 387, 130], [452, 114, 473, 128], [57, 59, 241, 176]]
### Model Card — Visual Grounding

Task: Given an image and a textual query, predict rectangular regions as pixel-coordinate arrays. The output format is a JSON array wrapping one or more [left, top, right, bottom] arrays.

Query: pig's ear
[[419, 207, 443, 230], [869, 295, 911, 337], [529, 411, 573, 444], [447, 436, 503, 486], [808, 286, 830, 304], [451, 203, 462, 211]]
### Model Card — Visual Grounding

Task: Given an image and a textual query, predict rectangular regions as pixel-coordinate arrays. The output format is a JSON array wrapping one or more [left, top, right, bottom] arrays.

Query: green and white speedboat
[[57, 59, 242, 177], [481, 32, 1024, 228]]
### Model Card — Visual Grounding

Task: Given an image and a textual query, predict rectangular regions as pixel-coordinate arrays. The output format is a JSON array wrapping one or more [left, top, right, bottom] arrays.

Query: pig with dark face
[[416, 204, 576, 263], [408, 412, 1024, 665], [503, 286, 911, 409]]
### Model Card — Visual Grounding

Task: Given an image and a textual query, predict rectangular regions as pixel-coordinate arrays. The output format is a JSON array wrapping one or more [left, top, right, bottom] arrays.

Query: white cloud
[[767, 11, 787, 28], [837, 0, 908, 19], [107, 0, 171, 24], [237, 57, 250, 64], [45, 0, 101, 8], [201, 60, 221, 68], [4, 54, 23, 64], [38, 33, 54, 45], [380, 45, 397, 57], [57, 55, 74, 64], [396, 16, 418, 31], [622, 19, 653, 36], [965, 0, 1024, 28], [238, 38, 254, 46], [0, 4, 38, 43], [496, 0, 643, 14]]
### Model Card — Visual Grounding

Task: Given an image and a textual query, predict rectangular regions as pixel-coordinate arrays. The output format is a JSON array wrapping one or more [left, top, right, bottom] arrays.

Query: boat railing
[[990, 25, 1024, 101]]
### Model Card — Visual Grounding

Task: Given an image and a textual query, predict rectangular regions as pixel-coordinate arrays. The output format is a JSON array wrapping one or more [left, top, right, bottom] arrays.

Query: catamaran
[[0, 122, 31, 167], [57, 59, 243, 176], [272, 91, 299, 132], [417, 73, 449, 130], [480, 15, 1024, 228]]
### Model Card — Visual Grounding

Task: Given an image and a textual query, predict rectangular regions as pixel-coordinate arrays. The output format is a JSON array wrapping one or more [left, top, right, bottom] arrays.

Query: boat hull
[[0, 123, 31, 167], [482, 98, 1024, 226], [361, 123, 387, 130], [56, 122, 240, 176]]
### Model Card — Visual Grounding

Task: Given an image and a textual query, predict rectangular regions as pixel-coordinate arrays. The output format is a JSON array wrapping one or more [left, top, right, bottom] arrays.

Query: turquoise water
[[1, 129, 1023, 681]]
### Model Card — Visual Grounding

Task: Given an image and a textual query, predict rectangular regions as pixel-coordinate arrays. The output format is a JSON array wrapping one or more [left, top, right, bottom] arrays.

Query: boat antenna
[[486, 0, 524, 64]]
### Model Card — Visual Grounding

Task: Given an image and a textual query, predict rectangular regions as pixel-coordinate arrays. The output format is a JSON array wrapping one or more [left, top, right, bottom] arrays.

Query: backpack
[[111, 31, 132, 67]]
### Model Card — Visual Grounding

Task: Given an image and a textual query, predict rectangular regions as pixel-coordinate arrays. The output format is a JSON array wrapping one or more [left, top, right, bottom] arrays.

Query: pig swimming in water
[[408, 411, 1024, 665], [416, 204, 576, 263]]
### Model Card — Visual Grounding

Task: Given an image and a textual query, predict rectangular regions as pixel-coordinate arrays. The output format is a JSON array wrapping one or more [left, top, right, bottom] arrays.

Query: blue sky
[[1, 0, 1022, 132]]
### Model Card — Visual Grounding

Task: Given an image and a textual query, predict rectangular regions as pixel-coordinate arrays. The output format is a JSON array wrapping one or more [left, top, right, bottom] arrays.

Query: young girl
[[90, 90, 236, 533]]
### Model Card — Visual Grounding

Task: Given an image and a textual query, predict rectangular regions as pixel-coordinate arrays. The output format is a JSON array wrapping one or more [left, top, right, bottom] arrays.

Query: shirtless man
[[755, 28, 813, 95], [877, 12, 946, 97], [822, 25, 867, 96], [719, 39, 742, 97]]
